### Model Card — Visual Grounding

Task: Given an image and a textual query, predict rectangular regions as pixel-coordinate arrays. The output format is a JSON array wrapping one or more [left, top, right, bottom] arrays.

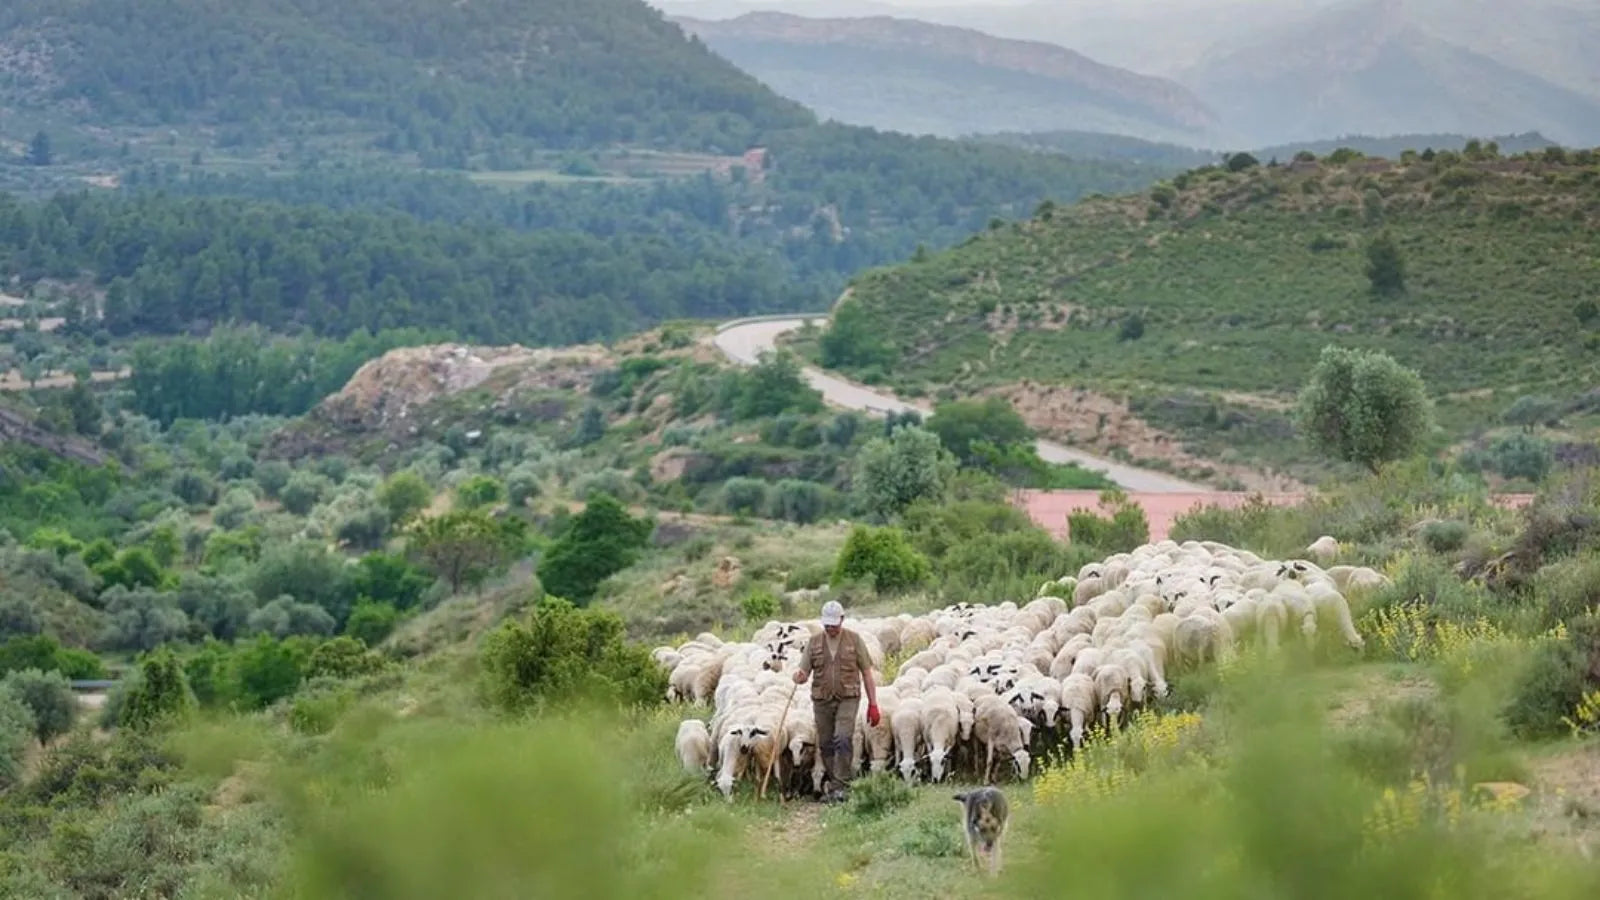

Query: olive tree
[[1293, 345, 1432, 474]]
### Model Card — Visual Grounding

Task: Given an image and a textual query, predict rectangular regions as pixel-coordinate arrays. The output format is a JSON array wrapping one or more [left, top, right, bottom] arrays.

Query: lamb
[[676, 719, 713, 774]]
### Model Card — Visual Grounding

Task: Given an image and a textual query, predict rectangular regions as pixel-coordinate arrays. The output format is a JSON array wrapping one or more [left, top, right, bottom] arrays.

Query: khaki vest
[[808, 628, 863, 701]]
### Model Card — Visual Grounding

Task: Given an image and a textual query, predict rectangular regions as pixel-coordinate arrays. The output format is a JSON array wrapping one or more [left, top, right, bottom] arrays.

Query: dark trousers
[[813, 696, 860, 790]]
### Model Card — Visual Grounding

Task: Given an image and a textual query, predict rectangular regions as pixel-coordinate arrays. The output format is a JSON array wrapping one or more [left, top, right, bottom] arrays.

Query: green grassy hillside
[[0, 0, 813, 159], [823, 146, 1600, 479]]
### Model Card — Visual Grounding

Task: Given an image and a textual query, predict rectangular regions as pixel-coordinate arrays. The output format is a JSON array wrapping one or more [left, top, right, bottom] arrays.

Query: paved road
[[712, 316, 1210, 493]]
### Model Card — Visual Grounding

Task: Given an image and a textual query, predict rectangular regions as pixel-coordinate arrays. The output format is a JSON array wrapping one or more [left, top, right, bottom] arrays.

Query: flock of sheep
[[661, 536, 1390, 800]]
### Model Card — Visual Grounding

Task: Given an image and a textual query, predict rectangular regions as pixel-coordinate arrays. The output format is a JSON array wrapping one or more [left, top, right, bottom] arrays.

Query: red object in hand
[[867, 703, 881, 727]]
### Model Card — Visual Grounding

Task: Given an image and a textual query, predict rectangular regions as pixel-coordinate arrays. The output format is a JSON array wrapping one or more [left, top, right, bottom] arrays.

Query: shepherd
[[792, 600, 880, 804]]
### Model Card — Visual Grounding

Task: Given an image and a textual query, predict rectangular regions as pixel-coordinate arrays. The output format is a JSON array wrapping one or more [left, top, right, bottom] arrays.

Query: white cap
[[820, 600, 844, 627]]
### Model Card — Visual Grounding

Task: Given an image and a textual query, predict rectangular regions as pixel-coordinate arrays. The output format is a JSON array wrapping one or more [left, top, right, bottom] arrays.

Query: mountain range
[[673, 12, 1216, 142], [657, 0, 1600, 148]]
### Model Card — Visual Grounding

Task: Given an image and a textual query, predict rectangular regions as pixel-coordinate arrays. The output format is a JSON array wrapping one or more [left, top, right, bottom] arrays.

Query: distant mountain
[[673, 12, 1217, 142], [1183, 0, 1600, 146], [0, 0, 814, 158]]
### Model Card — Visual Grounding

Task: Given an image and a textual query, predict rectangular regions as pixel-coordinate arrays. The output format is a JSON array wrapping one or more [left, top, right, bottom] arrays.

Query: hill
[[672, 12, 1215, 142], [0, 0, 814, 159], [972, 130, 1559, 169], [816, 147, 1600, 482], [1183, 0, 1600, 147]]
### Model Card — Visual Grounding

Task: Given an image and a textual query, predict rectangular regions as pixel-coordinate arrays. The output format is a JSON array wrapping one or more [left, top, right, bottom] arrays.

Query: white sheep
[[1306, 535, 1340, 564], [676, 719, 712, 774]]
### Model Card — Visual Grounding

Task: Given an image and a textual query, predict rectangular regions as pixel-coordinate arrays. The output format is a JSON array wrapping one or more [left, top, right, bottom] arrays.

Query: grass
[[830, 151, 1600, 474]]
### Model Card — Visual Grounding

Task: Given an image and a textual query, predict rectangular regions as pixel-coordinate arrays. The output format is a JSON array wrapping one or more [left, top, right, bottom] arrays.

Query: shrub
[[506, 465, 542, 507], [0, 687, 35, 789], [833, 525, 930, 594], [0, 668, 78, 744], [456, 474, 505, 510], [279, 470, 331, 515], [1066, 491, 1150, 553], [721, 477, 769, 517], [379, 470, 434, 525], [771, 479, 828, 524], [344, 600, 400, 647], [304, 636, 390, 680], [1504, 616, 1598, 739], [740, 588, 781, 623], [1490, 432, 1553, 482], [1421, 520, 1471, 554], [288, 683, 356, 736], [336, 503, 392, 551], [848, 772, 914, 817], [119, 648, 197, 730], [479, 597, 665, 714], [255, 459, 292, 498], [231, 635, 304, 710]]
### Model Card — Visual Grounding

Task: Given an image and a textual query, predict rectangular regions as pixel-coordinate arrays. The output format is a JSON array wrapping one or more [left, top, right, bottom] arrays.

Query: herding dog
[[953, 787, 1009, 875]]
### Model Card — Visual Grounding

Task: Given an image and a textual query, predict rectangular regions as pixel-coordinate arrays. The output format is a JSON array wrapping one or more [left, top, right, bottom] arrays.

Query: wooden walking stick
[[759, 680, 799, 802]]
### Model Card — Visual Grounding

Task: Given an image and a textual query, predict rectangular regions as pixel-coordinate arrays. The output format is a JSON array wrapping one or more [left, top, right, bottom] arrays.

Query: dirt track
[[712, 317, 1208, 493]]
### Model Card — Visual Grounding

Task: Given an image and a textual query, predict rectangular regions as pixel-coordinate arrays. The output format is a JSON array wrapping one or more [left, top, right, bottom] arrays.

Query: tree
[[0, 688, 35, 790], [1225, 152, 1259, 172], [1293, 345, 1432, 474], [119, 648, 197, 730], [27, 130, 52, 166], [926, 397, 1033, 467], [570, 403, 607, 447], [819, 301, 893, 369], [832, 525, 930, 594], [1490, 432, 1553, 483], [535, 493, 653, 604], [455, 474, 505, 510], [378, 470, 433, 525], [730, 351, 822, 420], [1502, 395, 1560, 433], [344, 600, 399, 647], [0, 668, 77, 745], [1365, 231, 1406, 296], [407, 509, 527, 594], [854, 425, 957, 521]]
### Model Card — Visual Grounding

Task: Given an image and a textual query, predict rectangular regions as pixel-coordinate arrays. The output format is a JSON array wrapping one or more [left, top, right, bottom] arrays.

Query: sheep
[[676, 719, 713, 774], [892, 696, 926, 784], [1305, 580, 1366, 650], [1092, 663, 1131, 728], [920, 687, 962, 783], [974, 694, 1032, 782], [1059, 673, 1096, 749], [1306, 535, 1340, 564]]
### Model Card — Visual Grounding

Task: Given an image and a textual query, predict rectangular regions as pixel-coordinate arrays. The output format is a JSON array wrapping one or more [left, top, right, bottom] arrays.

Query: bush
[[1066, 491, 1150, 553], [721, 477, 769, 517], [119, 648, 197, 730], [740, 588, 780, 623], [771, 479, 827, 524], [231, 635, 304, 710], [833, 525, 930, 594], [255, 459, 292, 498], [479, 597, 665, 714], [304, 636, 390, 680], [288, 683, 356, 736], [344, 600, 400, 646], [1421, 520, 1471, 554], [1490, 432, 1553, 482], [379, 470, 434, 525], [279, 470, 331, 515], [848, 772, 914, 817], [0, 668, 78, 744], [456, 474, 505, 510], [506, 465, 542, 507], [1504, 615, 1599, 739], [0, 687, 35, 789]]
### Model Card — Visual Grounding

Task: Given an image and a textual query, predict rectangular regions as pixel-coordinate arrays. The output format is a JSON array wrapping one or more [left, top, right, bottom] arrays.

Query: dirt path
[[712, 316, 1209, 493]]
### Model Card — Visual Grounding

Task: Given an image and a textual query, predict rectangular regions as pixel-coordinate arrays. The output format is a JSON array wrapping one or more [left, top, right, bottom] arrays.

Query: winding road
[[712, 315, 1209, 493]]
